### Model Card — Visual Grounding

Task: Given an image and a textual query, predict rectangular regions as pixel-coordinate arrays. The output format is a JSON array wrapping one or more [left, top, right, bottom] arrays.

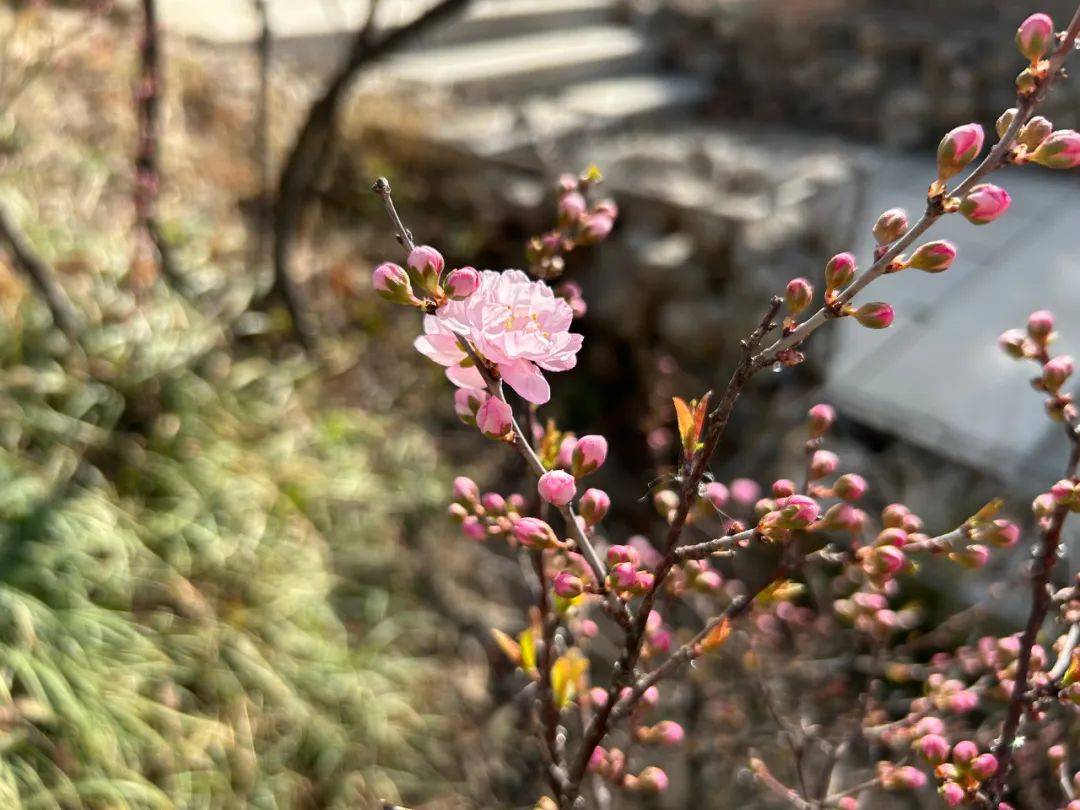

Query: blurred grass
[[0, 6, 469, 808]]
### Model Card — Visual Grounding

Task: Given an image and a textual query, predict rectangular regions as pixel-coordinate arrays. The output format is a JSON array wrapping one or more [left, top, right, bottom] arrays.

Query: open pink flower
[[414, 269, 583, 404]]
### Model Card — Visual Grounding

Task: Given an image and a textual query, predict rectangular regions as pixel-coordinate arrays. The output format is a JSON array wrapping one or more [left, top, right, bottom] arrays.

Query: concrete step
[[386, 25, 658, 101], [434, 73, 711, 157], [417, 0, 619, 48]]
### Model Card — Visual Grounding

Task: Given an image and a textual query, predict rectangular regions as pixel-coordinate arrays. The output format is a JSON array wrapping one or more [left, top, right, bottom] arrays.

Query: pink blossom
[[414, 269, 583, 404], [960, 184, 1011, 225], [538, 469, 577, 506]]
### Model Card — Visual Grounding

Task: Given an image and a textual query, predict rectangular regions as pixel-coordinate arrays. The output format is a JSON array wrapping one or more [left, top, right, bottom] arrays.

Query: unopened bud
[[1028, 309, 1055, 340], [512, 517, 558, 549], [443, 266, 480, 300], [454, 387, 489, 426], [998, 328, 1027, 359], [1030, 130, 1080, 169], [996, 107, 1018, 139], [916, 733, 951, 764], [407, 245, 445, 296], [825, 252, 857, 291], [538, 470, 577, 507], [873, 209, 908, 246], [558, 191, 587, 226], [453, 476, 479, 505], [1019, 115, 1053, 150], [853, 301, 894, 329], [937, 124, 984, 182], [807, 403, 836, 438], [476, 397, 514, 440], [372, 261, 415, 305], [906, 240, 957, 273], [634, 766, 669, 793], [834, 473, 868, 502], [703, 481, 729, 510], [959, 184, 1011, 225], [1016, 12, 1054, 63], [785, 277, 814, 315], [579, 488, 611, 525], [572, 435, 608, 477], [810, 450, 839, 480], [970, 753, 999, 780], [552, 570, 584, 598]]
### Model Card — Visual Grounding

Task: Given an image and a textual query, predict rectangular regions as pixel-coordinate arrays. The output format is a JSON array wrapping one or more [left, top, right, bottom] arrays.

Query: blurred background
[[0, 0, 1078, 807]]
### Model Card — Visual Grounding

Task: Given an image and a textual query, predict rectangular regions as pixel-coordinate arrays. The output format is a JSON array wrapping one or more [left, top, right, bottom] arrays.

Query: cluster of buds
[[757, 493, 820, 540], [834, 589, 921, 637], [373, 244, 480, 310], [527, 168, 618, 279], [449, 476, 529, 543], [918, 738, 999, 806], [876, 761, 928, 792], [1000, 309, 1077, 423], [606, 543, 655, 596], [924, 674, 981, 715]]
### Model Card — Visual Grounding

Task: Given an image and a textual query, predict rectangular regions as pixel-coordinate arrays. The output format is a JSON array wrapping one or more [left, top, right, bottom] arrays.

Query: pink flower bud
[[461, 516, 487, 541], [634, 570, 655, 591], [853, 301, 894, 329], [538, 470, 577, 507], [917, 733, 951, 764], [558, 191, 587, 225], [998, 328, 1028, 359], [825, 252, 857, 291], [769, 494, 820, 529], [654, 720, 684, 745], [785, 277, 814, 315], [1033, 491, 1056, 518], [609, 561, 638, 590], [454, 387, 489, 426], [572, 435, 608, 477], [807, 403, 836, 438], [703, 481, 729, 510], [951, 740, 978, 766], [959, 184, 1011, 225], [587, 745, 607, 772], [1030, 129, 1080, 169], [372, 262, 415, 305], [1028, 309, 1055, 340], [407, 245, 445, 295], [872, 545, 907, 575], [453, 476, 479, 505], [552, 570, 584, 598], [884, 765, 927, 790], [579, 488, 610, 525], [580, 212, 614, 244], [834, 473, 868, 502], [476, 397, 513, 439], [556, 435, 577, 469], [937, 124, 985, 181], [481, 492, 506, 513], [970, 753, 999, 780], [953, 543, 990, 569], [1042, 355, 1075, 394], [996, 107, 1018, 138], [873, 209, 909, 245], [607, 544, 640, 566], [512, 517, 558, 549], [940, 781, 965, 806], [1016, 12, 1054, 63], [1019, 115, 1054, 150], [1049, 744, 1067, 767], [443, 266, 480, 300], [771, 479, 797, 498], [635, 766, 669, 793], [809, 450, 839, 480], [730, 478, 761, 505], [837, 799, 858, 810], [906, 240, 957, 273]]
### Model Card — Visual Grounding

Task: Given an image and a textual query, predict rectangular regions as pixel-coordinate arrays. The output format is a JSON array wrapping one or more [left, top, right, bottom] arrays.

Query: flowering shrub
[[374, 9, 1080, 809]]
